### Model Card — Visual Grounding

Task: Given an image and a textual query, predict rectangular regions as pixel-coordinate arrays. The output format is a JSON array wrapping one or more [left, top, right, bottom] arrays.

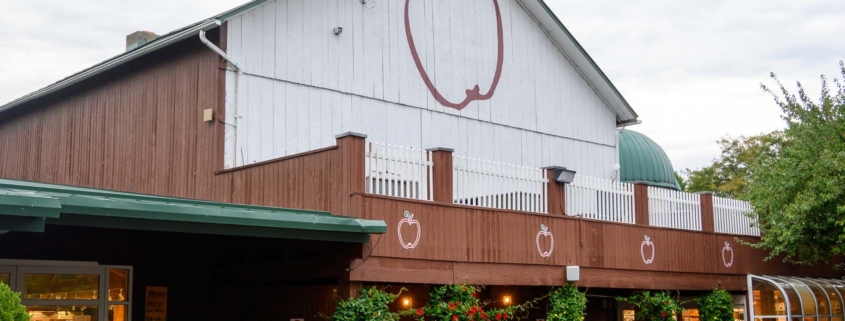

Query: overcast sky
[[1, 0, 842, 172]]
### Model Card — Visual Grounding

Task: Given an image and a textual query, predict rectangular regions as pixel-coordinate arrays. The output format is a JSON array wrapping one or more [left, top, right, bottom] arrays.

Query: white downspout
[[199, 21, 242, 167]]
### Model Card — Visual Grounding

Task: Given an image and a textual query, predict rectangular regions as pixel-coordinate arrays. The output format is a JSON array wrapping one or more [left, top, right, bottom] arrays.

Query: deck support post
[[426, 147, 454, 203], [634, 183, 650, 226], [698, 192, 715, 232]]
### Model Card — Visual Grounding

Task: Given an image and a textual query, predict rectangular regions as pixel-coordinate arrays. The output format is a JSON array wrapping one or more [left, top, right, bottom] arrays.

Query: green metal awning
[[0, 179, 386, 243]]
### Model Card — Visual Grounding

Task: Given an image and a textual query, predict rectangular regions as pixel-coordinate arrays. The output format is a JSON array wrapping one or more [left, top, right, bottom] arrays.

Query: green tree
[[747, 61, 845, 266], [0, 282, 29, 321], [674, 172, 687, 192], [682, 132, 784, 198]]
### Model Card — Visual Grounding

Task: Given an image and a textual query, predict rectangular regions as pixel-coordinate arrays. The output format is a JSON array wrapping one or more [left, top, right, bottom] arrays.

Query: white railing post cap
[[336, 132, 368, 139], [425, 147, 455, 153]]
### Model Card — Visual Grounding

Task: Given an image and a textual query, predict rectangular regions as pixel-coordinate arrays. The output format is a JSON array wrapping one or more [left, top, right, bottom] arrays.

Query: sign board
[[145, 286, 168, 321]]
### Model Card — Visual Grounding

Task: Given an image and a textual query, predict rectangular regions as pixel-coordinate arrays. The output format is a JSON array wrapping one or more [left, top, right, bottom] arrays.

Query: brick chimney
[[125, 31, 158, 52]]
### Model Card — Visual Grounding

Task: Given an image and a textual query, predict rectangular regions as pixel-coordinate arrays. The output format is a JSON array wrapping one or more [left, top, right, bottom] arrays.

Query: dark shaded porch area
[[0, 225, 362, 321]]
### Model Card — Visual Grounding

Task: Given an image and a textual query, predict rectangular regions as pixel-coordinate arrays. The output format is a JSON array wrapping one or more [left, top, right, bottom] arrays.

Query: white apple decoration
[[641, 235, 655, 264], [398, 211, 421, 250], [536, 224, 554, 258], [722, 241, 734, 267]]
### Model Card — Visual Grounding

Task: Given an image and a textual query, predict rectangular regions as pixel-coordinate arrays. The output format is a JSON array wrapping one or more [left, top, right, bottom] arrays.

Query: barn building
[[0, 1, 839, 320]]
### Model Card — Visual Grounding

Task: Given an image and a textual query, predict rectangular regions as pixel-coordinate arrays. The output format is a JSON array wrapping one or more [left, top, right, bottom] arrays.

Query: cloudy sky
[[0, 0, 842, 172]]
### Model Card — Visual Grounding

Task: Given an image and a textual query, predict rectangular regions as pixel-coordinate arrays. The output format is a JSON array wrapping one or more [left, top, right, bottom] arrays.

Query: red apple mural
[[536, 224, 554, 258], [640, 235, 655, 264], [398, 211, 421, 250], [404, 0, 505, 111], [722, 241, 734, 267]]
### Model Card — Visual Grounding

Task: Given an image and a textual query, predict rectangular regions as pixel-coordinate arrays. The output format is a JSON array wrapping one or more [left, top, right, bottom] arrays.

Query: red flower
[[661, 312, 667, 318], [481, 312, 487, 320], [503, 313, 509, 319], [496, 314, 502, 320], [416, 308, 423, 316], [472, 292, 478, 298], [470, 306, 478, 314], [452, 316, 459, 321], [450, 302, 457, 310]]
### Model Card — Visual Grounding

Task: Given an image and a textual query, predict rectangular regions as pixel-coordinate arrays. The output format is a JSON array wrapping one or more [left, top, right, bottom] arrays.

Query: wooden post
[[426, 147, 454, 203], [543, 166, 567, 215], [698, 192, 715, 232], [336, 132, 367, 216], [634, 183, 650, 226]]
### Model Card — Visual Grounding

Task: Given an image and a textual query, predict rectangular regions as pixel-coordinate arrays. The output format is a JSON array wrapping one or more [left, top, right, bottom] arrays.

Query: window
[[24, 273, 100, 300], [0, 262, 132, 321]]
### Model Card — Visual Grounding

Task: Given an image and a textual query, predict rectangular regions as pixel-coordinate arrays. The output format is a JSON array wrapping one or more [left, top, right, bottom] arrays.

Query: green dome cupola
[[618, 130, 681, 190]]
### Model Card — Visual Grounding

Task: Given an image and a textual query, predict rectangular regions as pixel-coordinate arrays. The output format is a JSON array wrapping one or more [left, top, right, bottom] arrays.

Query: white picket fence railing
[[713, 196, 759, 236], [452, 155, 548, 213], [647, 187, 702, 230], [365, 141, 433, 201], [564, 175, 636, 223]]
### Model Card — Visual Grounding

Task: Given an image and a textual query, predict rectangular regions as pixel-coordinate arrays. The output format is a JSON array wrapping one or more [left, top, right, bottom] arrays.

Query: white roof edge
[[521, 0, 638, 122]]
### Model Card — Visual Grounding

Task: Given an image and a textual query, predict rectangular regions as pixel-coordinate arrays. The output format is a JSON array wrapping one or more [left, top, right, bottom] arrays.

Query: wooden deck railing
[[354, 138, 759, 236]]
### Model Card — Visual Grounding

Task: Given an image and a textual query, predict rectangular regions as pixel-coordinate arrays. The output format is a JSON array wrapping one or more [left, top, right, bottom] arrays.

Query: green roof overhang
[[0, 179, 386, 243]]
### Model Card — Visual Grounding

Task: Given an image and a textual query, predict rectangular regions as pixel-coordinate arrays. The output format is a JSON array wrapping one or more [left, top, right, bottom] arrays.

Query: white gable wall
[[223, 0, 619, 178]]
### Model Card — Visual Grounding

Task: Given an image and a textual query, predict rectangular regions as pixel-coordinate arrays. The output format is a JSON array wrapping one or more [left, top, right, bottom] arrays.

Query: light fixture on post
[[548, 166, 577, 184], [503, 296, 512, 305], [402, 297, 412, 307]]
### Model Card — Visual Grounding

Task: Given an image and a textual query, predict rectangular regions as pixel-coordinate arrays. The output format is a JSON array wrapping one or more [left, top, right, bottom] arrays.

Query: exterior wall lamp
[[549, 167, 577, 184]]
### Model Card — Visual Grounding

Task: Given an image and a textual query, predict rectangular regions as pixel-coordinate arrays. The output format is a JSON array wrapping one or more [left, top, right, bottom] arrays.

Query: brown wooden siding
[[351, 194, 838, 288]]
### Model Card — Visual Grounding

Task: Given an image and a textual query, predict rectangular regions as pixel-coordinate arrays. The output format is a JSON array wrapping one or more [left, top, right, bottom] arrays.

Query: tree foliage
[[681, 132, 784, 198], [697, 289, 734, 321], [0, 282, 28, 321], [747, 61, 845, 266]]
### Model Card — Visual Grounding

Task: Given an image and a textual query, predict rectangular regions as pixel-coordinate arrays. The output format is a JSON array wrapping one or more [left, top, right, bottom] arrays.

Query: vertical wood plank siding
[[0, 33, 349, 215], [353, 194, 837, 284]]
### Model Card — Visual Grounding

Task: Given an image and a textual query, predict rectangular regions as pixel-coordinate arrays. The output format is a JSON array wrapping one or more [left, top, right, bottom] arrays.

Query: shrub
[[329, 287, 402, 321], [618, 291, 683, 321], [697, 288, 734, 321], [546, 284, 587, 321], [0, 282, 28, 321]]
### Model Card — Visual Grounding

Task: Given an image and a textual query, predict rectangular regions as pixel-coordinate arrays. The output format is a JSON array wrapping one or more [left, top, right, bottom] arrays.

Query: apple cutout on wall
[[404, 0, 505, 111], [722, 241, 734, 267], [641, 235, 655, 264], [536, 224, 554, 258], [398, 211, 421, 250]]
